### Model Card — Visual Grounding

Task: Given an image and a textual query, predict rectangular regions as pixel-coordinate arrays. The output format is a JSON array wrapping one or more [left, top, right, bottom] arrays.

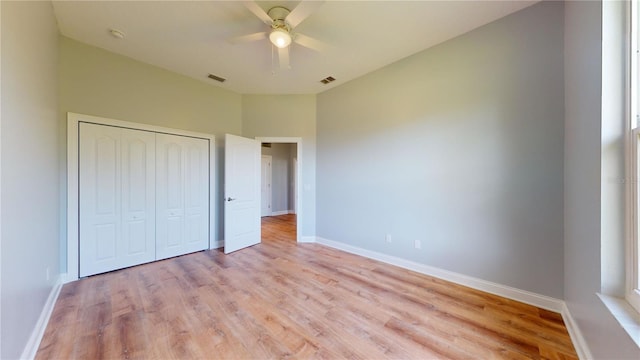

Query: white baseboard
[[299, 236, 317, 243], [314, 237, 564, 312], [290, 236, 593, 354], [271, 210, 290, 216], [210, 240, 224, 249], [561, 302, 593, 360], [312, 237, 596, 357], [30, 241, 589, 359], [20, 274, 65, 360]]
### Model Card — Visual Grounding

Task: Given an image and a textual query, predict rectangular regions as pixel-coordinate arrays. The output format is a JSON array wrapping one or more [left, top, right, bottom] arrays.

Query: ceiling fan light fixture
[[269, 28, 292, 48]]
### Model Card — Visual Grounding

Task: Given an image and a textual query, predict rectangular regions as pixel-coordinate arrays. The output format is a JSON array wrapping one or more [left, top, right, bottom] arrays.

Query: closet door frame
[[67, 112, 216, 282]]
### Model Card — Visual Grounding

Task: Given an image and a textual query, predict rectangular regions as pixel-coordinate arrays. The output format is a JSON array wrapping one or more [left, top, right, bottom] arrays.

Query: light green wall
[[316, 1, 565, 298], [6, 2, 639, 358], [1, 1, 60, 358], [242, 95, 316, 238], [59, 37, 318, 263], [59, 36, 243, 268], [59, 36, 241, 135]]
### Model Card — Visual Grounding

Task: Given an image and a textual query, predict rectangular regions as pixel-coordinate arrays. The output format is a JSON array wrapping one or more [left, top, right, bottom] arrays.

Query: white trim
[[255, 137, 303, 243], [314, 237, 564, 312], [208, 129, 216, 252], [292, 158, 297, 214], [562, 305, 595, 360], [300, 236, 317, 243], [629, 128, 640, 311], [270, 210, 290, 216], [626, 0, 640, 316], [560, 302, 593, 360], [212, 240, 224, 249], [67, 112, 217, 282], [598, 293, 640, 349], [58, 273, 68, 284], [20, 275, 65, 360], [261, 155, 272, 217], [291, 236, 594, 356]]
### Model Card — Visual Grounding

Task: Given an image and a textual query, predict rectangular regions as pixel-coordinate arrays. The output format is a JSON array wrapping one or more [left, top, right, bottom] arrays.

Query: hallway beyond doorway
[[262, 214, 296, 243]]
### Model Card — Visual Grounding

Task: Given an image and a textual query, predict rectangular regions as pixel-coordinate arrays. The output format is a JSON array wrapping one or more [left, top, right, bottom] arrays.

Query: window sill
[[598, 294, 640, 348]]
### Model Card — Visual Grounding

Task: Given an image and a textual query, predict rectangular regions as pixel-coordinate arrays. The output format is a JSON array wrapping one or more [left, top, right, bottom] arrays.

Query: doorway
[[261, 155, 272, 217], [256, 138, 301, 243]]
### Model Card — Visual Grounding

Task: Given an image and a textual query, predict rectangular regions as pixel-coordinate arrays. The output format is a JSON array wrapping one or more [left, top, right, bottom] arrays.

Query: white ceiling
[[52, 0, 538, 94]]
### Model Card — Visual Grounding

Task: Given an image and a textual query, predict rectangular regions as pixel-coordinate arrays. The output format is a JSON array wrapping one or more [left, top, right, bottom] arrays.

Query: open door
[[224, 134, 261, 253]]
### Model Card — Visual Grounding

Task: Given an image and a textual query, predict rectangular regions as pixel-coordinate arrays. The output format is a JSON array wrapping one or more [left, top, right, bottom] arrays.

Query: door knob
[[226, 197, 236, 202]]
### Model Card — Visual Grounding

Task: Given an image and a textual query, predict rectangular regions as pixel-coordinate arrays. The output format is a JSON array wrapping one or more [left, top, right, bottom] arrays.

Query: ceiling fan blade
[[294, 33, 326, 52], [243, 1, 273, 25], [286, 0, 324, 28], [228, 32, 267, 44], [278, 46, 290, 70]]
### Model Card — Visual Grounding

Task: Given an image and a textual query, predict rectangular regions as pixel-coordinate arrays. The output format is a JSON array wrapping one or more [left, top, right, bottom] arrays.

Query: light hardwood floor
[[37, 214, 577, 359]]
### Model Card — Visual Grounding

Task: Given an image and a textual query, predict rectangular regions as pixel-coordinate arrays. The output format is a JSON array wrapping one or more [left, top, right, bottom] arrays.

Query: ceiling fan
[[230, 1, 326, 70]]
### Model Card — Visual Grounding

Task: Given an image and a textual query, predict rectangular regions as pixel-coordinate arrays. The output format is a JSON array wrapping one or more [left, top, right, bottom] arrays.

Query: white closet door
[[79, 123, 156, 277], [156, 133, 209, 260]]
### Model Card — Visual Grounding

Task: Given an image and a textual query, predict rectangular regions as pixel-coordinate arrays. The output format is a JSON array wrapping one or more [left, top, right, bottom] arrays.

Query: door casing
[[261, 155, 272, 217], [255, 137, 303, 243]]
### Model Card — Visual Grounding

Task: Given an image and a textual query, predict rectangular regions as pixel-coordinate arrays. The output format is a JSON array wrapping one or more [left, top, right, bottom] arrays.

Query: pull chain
[[271, 44, 276, 76]]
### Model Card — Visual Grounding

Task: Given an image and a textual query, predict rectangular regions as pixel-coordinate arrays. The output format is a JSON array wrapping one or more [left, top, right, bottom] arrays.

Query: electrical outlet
[[414, 240, 421, 249], [385, 234, 392, 243]]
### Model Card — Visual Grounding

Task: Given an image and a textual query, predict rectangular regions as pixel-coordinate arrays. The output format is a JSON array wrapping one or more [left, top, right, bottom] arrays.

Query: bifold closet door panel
[[156, 133, 209, 260], [79, 123, 156, 277]]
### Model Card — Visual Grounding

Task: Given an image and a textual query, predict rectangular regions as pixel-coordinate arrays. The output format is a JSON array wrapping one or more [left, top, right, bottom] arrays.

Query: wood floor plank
[[37, 214, 577, 359]]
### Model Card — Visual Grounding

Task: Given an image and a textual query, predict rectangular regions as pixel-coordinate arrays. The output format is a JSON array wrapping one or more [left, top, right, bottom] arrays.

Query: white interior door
[[156, 133, 209, 260], [224, 134, 261, 253], [79, 123, 156, 277], [261, 155, 272, 217]]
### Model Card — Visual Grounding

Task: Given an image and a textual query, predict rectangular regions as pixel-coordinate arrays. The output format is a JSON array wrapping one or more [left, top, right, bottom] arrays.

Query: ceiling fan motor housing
[[268, 6, 291, 31]]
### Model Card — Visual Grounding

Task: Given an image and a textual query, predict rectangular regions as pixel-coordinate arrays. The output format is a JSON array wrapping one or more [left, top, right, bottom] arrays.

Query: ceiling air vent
[[207, 74, 226, 83], [320, 76, 335, 84]]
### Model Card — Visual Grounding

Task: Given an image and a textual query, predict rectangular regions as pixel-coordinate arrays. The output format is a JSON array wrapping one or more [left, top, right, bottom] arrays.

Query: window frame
[[627, 0, 640, 314], [628, 129, 640, 313]]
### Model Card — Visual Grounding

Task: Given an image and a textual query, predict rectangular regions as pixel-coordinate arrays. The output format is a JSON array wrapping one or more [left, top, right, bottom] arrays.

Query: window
[[628, 0, 640, 314]]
